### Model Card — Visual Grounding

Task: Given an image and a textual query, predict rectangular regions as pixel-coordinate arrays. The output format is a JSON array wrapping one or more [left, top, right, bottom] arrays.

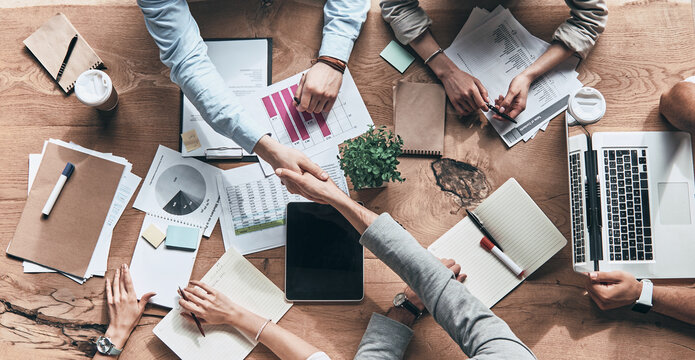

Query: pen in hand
[[485, 102, 518, 124], [178, 286, 206, 337]]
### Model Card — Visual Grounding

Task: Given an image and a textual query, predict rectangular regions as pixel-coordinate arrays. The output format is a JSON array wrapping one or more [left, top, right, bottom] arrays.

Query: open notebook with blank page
[[153, 248, 292, 359], [428, 178, 566, 308]]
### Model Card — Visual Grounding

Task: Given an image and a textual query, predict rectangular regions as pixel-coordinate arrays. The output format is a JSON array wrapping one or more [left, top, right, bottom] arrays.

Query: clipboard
[[178, 37, 272, 161]]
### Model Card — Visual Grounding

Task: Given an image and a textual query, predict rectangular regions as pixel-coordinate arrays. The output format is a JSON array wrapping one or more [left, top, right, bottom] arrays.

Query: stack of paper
[[446, 6, 583, 146], [23, 139, 141, 284], [129, 145, 223, 308]]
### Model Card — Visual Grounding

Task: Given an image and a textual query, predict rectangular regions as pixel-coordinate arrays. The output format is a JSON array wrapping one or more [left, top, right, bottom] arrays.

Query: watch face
[[96, 337, 111, 353], [393, 293, 406, 307]]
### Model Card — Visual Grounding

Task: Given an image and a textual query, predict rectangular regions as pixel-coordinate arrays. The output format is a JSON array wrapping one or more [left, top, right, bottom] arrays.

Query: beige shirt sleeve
[[380, 0, 608, 58], [552, 0, 608, 58]]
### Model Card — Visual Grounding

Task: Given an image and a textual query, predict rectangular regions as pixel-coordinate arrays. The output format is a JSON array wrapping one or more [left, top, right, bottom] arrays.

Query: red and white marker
[[480, 236, 525, 278]]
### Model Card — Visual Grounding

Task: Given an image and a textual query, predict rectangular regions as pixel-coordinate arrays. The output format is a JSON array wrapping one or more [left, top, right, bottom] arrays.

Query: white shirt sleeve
[[306, 351, 331, 360]]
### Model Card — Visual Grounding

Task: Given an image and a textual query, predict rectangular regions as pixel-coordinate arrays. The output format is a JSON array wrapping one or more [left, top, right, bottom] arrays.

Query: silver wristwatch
[[96, 336, 123, 356], [393, 292, 422, 320]]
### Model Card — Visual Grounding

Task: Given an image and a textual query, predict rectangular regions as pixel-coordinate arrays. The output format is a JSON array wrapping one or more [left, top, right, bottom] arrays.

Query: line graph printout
[[242, 68, 373, 157]]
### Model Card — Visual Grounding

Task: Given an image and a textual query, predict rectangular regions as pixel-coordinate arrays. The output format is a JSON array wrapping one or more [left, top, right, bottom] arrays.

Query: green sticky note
[[165, 225, 199, 251], [380, 40, 415, 73]]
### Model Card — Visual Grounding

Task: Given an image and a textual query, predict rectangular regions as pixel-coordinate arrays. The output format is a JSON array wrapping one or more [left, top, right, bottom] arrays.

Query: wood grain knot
[[431, 158, 491, 210]]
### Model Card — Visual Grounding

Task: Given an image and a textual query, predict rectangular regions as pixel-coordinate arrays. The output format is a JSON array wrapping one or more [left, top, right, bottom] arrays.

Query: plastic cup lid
[[568, 87, 606, 123], [75, 70, 112, 105]]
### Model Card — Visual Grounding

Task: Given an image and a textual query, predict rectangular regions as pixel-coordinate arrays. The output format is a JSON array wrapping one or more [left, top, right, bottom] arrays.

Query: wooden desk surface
[[1, 0, 694, 359]]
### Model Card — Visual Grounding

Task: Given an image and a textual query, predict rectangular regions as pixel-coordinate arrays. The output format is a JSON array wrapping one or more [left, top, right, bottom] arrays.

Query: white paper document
[[129, 214, 202, 309], [153, 247, 292, 360], [428, 179, 566, 307], [134, 145, 221, 237], [446, 7, 583, 146], [217, 148, 349, 254], [181, 38, 270, 158], [241, 67, 373, 176]]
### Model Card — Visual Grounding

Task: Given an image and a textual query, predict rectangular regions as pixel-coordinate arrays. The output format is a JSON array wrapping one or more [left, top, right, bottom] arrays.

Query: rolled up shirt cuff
[[387, 8, 432, 45], [318, 33, 355, 63], [552, 24, 595, 59]]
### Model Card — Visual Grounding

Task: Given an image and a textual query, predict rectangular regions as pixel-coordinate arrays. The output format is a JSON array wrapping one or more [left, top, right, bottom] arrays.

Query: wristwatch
[[96, 336, 123, 356], [631, 279, 653, 313], [393, 292, 422, 320]]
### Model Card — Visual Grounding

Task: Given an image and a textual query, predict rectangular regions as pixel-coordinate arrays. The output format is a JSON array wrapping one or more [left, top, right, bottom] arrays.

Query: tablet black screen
[[286, 202, 363, 301]]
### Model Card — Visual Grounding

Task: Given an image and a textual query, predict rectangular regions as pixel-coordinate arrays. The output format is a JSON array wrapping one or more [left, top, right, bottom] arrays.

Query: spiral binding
[[145, 211, 205, 230], [403, 149, 441, 156], [64, 61, 103, 92]]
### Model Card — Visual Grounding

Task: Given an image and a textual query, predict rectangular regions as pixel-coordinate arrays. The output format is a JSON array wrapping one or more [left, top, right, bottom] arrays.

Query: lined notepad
[[428, 178, 566, 308], [153, 247, 292, 360]]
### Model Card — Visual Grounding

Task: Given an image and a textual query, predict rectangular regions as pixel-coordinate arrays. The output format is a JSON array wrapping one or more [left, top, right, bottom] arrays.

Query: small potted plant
[[339, 125, 405, 190]]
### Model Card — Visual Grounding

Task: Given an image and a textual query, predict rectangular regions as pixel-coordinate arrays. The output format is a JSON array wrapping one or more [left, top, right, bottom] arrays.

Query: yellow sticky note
[[181, 129, 202, 152], [142, 224, 166, 248]]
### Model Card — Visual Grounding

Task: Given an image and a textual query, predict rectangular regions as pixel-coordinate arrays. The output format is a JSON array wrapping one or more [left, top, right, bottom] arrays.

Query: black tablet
[[285, 202, 363, 301]]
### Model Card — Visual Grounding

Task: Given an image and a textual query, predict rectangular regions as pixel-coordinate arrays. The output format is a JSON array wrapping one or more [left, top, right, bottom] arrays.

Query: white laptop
[[566, 120, 695, 278]]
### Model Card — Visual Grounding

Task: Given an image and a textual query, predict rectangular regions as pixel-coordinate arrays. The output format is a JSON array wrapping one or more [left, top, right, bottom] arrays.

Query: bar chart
[[260, 83, 356, 151]]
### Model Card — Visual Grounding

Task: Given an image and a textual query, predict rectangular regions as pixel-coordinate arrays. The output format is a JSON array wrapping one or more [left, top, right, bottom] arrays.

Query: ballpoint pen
[[485, 102, 518, 124], [56, 34, 78, 83], [178, 287, 206, 337], [466, 209, 504, 251]]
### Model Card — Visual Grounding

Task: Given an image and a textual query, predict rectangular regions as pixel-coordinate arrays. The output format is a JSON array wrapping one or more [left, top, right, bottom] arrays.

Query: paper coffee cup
[[75, 70, 118, 111], [566, 87, 605, 125]]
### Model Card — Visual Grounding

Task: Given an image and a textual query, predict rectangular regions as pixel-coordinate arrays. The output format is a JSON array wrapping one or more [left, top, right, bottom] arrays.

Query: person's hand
[[404, 258, 467, 312], [275, 167, 346, 204], [494, 72, 533, 121], [584, 271, 643, 310], [253, 136, 328, 194], [178, 281, 247, 326], [104, 264, 155, 349], [293, 61, 343, 113], [438, 66, 490, 115]]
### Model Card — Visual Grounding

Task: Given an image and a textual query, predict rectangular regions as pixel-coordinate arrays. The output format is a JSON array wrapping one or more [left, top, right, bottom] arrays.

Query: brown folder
[[7, 142, 124, 277], [23, 13, 103, 93], [393, 81, 446, 156]]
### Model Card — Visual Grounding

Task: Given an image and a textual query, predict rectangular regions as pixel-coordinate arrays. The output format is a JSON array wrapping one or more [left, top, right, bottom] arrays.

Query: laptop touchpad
[[658, 182, 692, 225]]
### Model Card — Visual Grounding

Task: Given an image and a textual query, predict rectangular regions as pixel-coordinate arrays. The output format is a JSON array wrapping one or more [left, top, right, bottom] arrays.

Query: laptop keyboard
[[603, 149, 653, 262], [569, 153, 586, 263]]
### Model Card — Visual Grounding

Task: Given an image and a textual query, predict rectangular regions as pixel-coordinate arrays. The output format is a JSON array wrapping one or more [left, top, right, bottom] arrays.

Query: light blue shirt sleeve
[[137, 0, 268, 153], [319, 0, 370, 62]]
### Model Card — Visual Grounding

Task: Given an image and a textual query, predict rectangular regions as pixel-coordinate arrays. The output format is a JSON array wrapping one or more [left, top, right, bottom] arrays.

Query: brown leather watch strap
[[313, 55, 346, 74]]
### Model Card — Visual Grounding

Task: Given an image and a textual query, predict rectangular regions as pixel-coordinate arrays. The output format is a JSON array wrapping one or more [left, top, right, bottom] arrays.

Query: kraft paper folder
[[428, 178, 567, 308], [8, 142, 124, 277], [24, 13, 104, 93], [394, 80, 446, 156]]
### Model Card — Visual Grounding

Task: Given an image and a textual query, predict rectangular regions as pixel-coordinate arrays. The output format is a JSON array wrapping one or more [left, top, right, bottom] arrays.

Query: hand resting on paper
[[293, 61, 343, 114], [94, 264, 155, 359], [178, 280, 326, 359], [493, 73, 533, 121]]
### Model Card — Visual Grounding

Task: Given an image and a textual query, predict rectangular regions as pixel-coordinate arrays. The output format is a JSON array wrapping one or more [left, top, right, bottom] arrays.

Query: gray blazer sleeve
[[354, 313, 414, 359], [356, 213, 536, 359]]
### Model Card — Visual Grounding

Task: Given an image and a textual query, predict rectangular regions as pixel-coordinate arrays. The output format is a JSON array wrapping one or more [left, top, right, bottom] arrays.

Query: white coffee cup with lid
[[75, 70, 118, 111], [566, 87, 606, 126]]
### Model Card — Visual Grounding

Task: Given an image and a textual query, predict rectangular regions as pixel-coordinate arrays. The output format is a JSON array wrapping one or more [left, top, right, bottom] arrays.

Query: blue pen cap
[[62, 162, 75, 178]]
